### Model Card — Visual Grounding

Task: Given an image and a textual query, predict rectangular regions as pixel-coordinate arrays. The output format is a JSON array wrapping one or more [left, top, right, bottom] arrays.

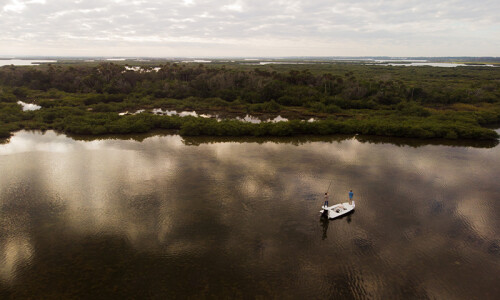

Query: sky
[[0, 0, 499, 57]]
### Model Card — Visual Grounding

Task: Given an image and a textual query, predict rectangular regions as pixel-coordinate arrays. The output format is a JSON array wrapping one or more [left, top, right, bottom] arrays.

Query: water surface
[[17, 101, 41, 112], [0, 131, 499, 299], [126, 108, 291, 123], [0, 59, 57, 67], [369, 62, 496, 67]]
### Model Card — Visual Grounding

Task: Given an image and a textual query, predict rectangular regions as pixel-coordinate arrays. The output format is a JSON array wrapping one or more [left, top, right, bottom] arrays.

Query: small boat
[[320, 201, 355, 219]]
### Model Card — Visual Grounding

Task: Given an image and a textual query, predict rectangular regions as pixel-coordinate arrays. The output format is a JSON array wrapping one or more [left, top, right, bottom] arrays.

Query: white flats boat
[[320, 201, 355, 219]]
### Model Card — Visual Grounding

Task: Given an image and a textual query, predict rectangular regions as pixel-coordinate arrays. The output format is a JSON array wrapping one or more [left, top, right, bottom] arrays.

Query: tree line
[[0, 62, 499, 141]]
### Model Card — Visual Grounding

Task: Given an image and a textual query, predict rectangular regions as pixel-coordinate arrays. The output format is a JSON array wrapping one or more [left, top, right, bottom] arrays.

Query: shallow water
[[0, 130, 499, 299], [0, 59, 57, 67], [145, 108, 290, 123], [17, 101, 41, 112], [369, 62, 496, 67]]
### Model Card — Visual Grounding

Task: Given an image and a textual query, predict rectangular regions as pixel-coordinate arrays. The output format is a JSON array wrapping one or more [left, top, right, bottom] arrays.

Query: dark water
[[0, 131, 499, 299]]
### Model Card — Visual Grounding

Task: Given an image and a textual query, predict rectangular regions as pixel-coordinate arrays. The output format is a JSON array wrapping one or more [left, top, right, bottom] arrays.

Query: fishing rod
[[325, 179, 333, 194]]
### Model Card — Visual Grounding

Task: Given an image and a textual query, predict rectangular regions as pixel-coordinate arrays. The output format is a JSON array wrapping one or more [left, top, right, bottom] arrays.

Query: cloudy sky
[[0, 0, 499, 57]]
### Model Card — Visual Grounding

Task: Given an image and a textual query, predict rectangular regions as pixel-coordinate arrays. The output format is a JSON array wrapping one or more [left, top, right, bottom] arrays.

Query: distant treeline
[[1, 62, 498, 106]]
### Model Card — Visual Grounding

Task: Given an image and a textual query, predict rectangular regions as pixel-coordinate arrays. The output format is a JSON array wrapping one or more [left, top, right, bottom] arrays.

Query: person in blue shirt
[[324, 192, 329, 207], [349, 190, 354, 203]]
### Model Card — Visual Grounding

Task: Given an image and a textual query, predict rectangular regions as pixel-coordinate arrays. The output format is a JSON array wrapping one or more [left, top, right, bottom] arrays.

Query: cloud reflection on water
[[0, 130, 499, 298]]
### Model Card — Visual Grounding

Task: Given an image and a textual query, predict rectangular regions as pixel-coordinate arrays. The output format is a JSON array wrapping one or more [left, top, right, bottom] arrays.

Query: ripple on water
[[0, 130, 499, 298]]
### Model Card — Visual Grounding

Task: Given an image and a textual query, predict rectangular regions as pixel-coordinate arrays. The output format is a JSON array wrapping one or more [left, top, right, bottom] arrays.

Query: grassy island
[[1, 61, 499, 140]]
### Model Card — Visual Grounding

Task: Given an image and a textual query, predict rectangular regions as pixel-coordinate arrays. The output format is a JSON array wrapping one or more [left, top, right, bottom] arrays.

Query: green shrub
[[0, 126, 10, 138], [310, 102, 326, 113], [248, 100, 281, 113], [326, 104, 341, 113], [397, 102, 431, 117]]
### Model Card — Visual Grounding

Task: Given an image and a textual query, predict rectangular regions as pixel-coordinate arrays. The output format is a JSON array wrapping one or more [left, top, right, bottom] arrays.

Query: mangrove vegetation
[[0, 62, 499, 140]]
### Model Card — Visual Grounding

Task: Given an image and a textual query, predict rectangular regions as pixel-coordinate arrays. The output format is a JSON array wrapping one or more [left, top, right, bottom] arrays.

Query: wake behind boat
[[320, 201, 355, 219]]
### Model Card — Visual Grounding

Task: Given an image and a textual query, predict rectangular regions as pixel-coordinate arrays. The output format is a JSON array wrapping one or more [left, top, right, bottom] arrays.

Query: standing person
[[324, 192, 329, 207], [349, 190, 354, 203]]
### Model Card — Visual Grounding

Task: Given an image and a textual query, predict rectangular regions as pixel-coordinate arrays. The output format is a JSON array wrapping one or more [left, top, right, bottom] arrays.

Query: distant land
[[1, 56, 499, 64]]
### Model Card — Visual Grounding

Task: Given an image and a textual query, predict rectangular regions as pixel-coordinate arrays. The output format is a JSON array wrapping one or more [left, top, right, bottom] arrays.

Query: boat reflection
[[320, 209, 354, 240], [321, 217, 329, 240]]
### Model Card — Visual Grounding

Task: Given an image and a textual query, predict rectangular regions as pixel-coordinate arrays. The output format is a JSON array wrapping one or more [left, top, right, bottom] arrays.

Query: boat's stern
[[320, 206, 330, 218]]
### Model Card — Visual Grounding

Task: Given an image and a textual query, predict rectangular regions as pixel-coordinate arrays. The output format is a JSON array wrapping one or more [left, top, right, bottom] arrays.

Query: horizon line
[[1, 55, 499, 59]]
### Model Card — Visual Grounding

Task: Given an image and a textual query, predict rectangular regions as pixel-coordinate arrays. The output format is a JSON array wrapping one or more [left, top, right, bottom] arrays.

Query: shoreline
[[2, 127, 499, 149]]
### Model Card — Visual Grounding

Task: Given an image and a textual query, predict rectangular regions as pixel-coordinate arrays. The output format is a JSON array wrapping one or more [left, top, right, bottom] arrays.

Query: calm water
[[0, 131, 499, 299], [366, 62, 497, 67], [0, 59, 57, 67]]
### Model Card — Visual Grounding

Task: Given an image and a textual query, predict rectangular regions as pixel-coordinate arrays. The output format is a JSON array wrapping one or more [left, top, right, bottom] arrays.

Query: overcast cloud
[[0, 0, 498, 57]]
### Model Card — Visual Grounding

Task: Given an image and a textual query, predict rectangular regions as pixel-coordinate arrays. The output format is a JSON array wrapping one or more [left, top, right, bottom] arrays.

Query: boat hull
[[320, 201, 355, 219]]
